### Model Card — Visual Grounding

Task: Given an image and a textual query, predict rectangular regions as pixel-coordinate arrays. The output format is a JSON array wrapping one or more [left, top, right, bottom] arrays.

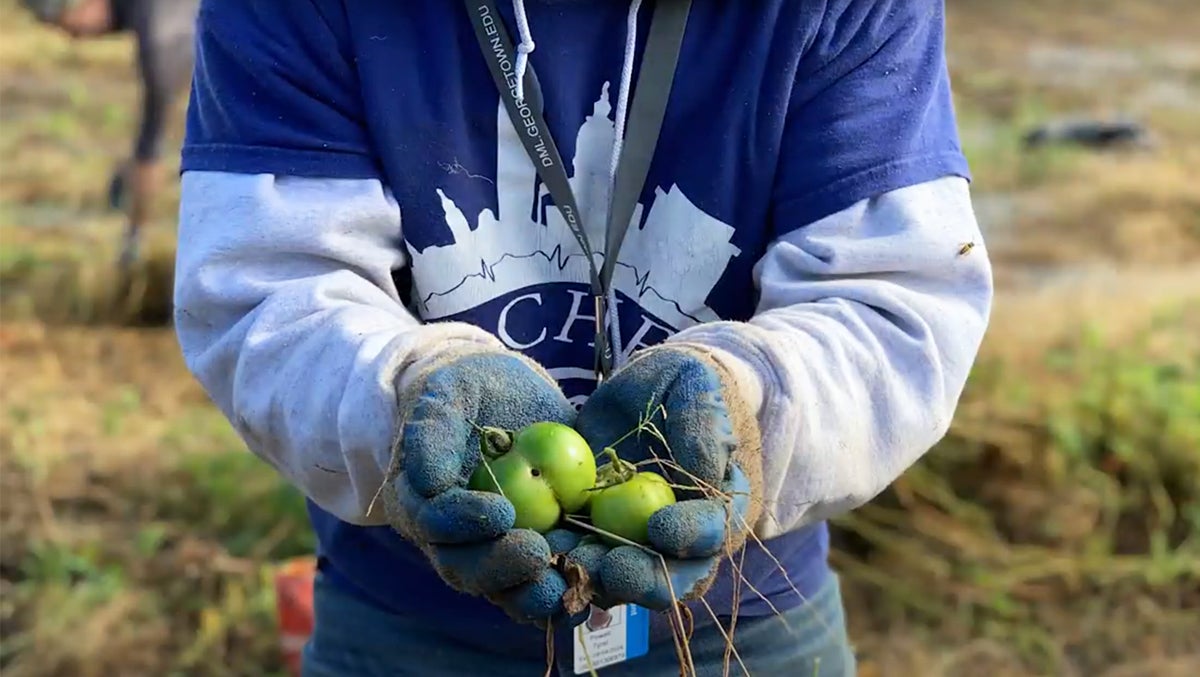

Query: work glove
[[380, 339, 581, 624], [571, 345, 763, 611]]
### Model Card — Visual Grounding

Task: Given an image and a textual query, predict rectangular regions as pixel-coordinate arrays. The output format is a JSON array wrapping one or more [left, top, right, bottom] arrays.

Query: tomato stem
[[600, 447, 637, 484], [479, 426, 513, 459]]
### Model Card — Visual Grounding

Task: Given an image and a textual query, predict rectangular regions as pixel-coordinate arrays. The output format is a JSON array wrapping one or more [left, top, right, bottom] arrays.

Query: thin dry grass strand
[[618, 415, 803, 663], [598, 407, 805, 675], [644, 454, 837, 640], [717, 532, 798, 635], [365, 476, 389, 519], [629, 415, 792, 548], [638, 456, 801, 623], [576, 620, 599, 677], [561, 506, 700, 673], [627, 412, 703, 677], [731, 509, 837, 638], [624, 414, 774, 521], [598, 402, 669, 453], [697, 596, 750, 677], [723, 542, 749, 676], [633, 415, 733, 676], [561, 516, 657, 555], [667, 614, 689, 677], [478, 456, 509, 501], [632, 457, 790, 534], [368, 420, 513, 517], [668, 604, 699, 677], [543, 620, 555, 677], [659, 554, 697, 677]]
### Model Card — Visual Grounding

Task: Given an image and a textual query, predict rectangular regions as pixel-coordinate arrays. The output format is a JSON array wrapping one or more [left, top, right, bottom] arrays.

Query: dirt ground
[[1, 1, 1198, 675]]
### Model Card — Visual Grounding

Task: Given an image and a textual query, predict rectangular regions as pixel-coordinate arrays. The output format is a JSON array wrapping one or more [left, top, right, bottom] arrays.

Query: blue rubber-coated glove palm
[[573, 346, 763, 611], [380, 345, 580, 624]]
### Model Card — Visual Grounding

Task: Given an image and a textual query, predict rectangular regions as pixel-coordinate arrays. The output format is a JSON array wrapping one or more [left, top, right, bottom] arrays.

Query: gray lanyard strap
[[465, 0, 691, 378]]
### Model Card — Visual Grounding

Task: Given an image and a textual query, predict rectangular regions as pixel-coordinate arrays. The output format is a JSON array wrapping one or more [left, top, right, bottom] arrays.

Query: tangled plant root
[[587, 413, 832, 677], [642, 454, 827, 635]]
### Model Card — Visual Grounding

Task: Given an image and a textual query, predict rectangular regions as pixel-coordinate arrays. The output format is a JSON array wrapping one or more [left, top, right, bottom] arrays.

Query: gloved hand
[[380, 341, 581, 624], [571, 345, 763, 611]]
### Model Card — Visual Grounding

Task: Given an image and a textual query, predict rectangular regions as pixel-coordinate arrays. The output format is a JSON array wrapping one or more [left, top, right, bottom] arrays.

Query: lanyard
[[464, 0, 691, 379]]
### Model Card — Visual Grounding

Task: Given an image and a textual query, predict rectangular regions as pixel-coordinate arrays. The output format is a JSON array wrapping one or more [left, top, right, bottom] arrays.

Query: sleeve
[[180, 0, 379, 178], [673, 177, 992, 537], [772, 0, 970, 230], [175, 0, 505, 526], [666, 0, 990, 537]]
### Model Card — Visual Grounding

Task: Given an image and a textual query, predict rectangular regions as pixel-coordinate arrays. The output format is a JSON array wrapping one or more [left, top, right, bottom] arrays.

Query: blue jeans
[[302, 572, 856, 676]]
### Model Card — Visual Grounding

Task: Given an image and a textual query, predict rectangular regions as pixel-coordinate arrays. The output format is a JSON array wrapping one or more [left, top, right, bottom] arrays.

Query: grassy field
[[2, 0, 1199, 675]]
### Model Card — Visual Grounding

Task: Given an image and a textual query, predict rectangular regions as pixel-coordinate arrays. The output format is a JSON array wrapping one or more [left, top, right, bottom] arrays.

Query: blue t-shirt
[[182, 0, 968, 651]]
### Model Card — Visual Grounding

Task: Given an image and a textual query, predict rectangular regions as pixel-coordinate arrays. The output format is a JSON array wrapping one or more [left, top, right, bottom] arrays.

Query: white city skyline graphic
[[407, 81, 742, 334]]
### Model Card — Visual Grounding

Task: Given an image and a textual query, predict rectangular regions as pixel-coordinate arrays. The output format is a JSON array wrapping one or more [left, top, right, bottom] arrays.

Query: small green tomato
[[587, 449, 677, 546], [468, 421, 597, 533]]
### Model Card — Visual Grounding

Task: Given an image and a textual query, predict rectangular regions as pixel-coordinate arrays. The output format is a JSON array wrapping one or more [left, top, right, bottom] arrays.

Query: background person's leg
[[115, 0, 196, 267]]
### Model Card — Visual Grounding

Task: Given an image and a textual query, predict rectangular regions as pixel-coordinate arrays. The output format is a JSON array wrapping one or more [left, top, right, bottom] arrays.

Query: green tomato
[[588, 465, 677, 546], [468, 421, 597, 533]]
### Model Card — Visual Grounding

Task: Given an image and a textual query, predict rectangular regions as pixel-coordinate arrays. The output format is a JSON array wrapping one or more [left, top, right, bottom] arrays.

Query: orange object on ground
[[274, 556, 317, 677]]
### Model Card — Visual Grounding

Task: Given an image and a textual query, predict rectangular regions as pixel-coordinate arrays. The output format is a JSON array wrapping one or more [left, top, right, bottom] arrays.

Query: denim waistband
[[305, 567, 853, 674]]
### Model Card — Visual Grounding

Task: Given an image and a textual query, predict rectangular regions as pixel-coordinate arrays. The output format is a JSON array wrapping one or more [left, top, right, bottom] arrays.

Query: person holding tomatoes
[[173, 0, 993, 675]]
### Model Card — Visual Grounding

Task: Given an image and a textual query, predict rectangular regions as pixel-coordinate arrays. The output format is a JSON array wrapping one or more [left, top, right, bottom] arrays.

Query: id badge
[[572, 604, 650, 674]]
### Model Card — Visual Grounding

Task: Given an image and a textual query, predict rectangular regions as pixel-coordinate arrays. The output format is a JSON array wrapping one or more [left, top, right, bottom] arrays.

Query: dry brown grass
[[985, 151, 1200, 276], [0, 324, 312, 676], [0, 221, 176, 325], [838, 281, 1200, 676], [4, 291, 1195, 676], [946, 0, 1200, 293]]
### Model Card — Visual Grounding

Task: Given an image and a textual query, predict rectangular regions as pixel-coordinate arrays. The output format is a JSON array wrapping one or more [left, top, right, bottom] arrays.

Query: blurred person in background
[[20, 0, 199, 267]]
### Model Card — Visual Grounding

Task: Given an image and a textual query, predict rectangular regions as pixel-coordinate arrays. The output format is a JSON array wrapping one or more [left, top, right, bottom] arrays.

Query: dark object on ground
[[107, 163, 129, 211], [1022, 118, 1155, 151]]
